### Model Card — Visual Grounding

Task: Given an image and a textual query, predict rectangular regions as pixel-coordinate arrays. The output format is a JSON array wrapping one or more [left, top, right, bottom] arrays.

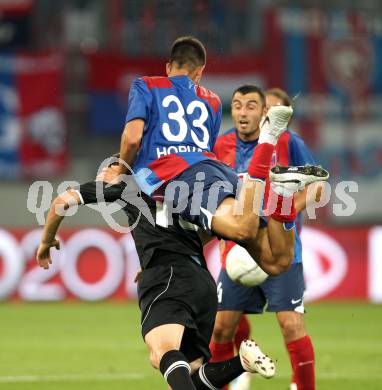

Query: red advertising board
[[0, 226, 380, 302]]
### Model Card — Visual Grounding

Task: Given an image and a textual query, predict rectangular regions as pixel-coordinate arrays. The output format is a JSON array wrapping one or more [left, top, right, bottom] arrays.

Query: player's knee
[[213, 319, 236, 342], [279, 316, 305, 340], [149, 349, 161, 369], [149, 347, 169, 369]]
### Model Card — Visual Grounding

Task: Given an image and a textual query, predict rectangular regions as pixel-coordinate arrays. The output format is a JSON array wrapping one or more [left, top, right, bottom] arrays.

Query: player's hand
[[134, 269, 143, 283], [36, 239, 60, 269], [96, 165, 121, 184]]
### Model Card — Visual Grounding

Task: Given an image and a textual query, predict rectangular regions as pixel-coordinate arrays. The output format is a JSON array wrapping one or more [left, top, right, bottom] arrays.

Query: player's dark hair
[[232, 85, 266, 107], [265, 88, 292, 106], [169, 36, 206, 71]]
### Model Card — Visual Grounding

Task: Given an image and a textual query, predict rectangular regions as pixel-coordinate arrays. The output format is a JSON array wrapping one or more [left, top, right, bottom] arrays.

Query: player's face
[[231, 92, 265, 138], [265, 94, 283, 111]]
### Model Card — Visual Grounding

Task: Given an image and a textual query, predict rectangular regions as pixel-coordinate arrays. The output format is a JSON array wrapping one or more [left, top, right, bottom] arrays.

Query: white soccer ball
[[226, 244, 268, 287]]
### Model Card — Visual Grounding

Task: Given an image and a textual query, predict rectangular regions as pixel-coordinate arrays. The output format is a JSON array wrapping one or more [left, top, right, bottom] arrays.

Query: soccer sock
[[234, 316, 251, 352], [267, 185, 297, 226], [209, 340, 234, 362], [209, 341, 234, 390], [247, 143, 275, 180], [159, 350, 196, 390], [286, 335, 315, 390], [192, 356, 245, 390], [270, 194, 296, 224]]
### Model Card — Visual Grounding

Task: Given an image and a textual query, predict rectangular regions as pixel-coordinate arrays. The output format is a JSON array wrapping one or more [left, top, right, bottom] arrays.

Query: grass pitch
[[0, 302, 381, 389]]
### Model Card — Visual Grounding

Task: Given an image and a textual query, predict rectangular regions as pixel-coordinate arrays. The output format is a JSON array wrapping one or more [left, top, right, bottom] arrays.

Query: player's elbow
[[52, 191, 80, 215], [123, 132, 141, 149], [122, 121, 143, 149], [52, 196, 70, 216], [53, 195, 68, 208]]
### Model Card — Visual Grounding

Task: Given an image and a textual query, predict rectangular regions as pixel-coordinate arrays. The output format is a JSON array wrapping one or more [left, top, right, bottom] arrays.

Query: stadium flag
[[87, 54, 163, 135], [0, 52, 67, 179], [87, 53, 264, 134], [264, 7, 382, 115], [264, 7, 382, 222]]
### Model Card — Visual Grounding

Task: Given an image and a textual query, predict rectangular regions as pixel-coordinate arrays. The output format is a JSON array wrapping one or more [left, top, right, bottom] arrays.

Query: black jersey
[[76, 181, 206, 269]]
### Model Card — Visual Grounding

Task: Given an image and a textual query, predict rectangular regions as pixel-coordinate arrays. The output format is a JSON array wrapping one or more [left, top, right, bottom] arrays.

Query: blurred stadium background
[[0, 0, 382, 389]]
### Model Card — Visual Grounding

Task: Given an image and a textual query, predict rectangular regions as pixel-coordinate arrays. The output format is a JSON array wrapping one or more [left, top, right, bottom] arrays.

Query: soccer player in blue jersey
[[108, 37, 327, 389], [111, 36, 327, 279], [210, 86, 318, 390]]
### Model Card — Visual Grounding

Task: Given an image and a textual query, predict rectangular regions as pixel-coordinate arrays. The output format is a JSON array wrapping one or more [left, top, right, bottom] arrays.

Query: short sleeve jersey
[[125, 75, 222, 195]]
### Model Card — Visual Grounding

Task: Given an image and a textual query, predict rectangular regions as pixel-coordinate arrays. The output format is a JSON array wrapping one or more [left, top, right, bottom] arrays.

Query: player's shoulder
[[214, 128, 236, 152], [287, 129, 303, 141], [195, 84, 221, 113], [138, 76, 173, 89], [285, 129, 310, 149], [278, 129, 304, 145], [217, 128, 236, 142], [282, 129, 315, 165]]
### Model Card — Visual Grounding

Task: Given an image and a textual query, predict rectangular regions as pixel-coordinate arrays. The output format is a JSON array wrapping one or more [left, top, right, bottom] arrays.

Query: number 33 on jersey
[[125, 75, 222, 195]]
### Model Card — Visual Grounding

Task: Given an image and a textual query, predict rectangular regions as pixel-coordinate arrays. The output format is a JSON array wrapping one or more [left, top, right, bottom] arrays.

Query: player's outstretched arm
[[37, 179, 125, 270], [36, 190, 81, 269]]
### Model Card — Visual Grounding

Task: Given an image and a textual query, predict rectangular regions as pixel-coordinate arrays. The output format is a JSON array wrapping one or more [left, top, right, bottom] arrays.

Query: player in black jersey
[[36, 158, 275, 390]]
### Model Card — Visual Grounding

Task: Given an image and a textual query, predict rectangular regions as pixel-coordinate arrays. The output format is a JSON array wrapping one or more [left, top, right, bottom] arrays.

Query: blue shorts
[[166, 159, 240, 235], [217, 263, 305, 314], [164, 159, 266, 236]]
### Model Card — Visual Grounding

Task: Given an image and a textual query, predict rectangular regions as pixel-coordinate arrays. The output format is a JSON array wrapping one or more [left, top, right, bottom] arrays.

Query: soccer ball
[[226, 244, 268, 287]]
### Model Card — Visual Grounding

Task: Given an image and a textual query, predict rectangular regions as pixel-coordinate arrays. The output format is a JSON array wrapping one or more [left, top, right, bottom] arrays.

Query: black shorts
[[137, 252, 217, 362]]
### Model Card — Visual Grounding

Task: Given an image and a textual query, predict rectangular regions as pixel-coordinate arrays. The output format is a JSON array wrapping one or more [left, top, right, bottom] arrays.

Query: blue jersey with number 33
[[125, 75, 222, 195]]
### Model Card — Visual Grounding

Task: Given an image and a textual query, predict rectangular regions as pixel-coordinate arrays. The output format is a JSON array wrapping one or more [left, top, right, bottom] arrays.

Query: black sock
[[192, 356, 245, 389], [159, 350, 196, 390]]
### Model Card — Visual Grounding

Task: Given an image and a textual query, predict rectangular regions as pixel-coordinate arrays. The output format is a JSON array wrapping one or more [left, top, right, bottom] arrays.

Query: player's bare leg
[[144, 324, 197, 389], [212, 310, 243, 344], [211, 105, 294, 276], [267, 164, 329, 266], [216, 105, 319, 275], [144, 323, 275, 389], [211, 179, 265, 243], [212, 105, 294, 243], [251, 164, 329, 275], [144, 324, 185, 369]]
